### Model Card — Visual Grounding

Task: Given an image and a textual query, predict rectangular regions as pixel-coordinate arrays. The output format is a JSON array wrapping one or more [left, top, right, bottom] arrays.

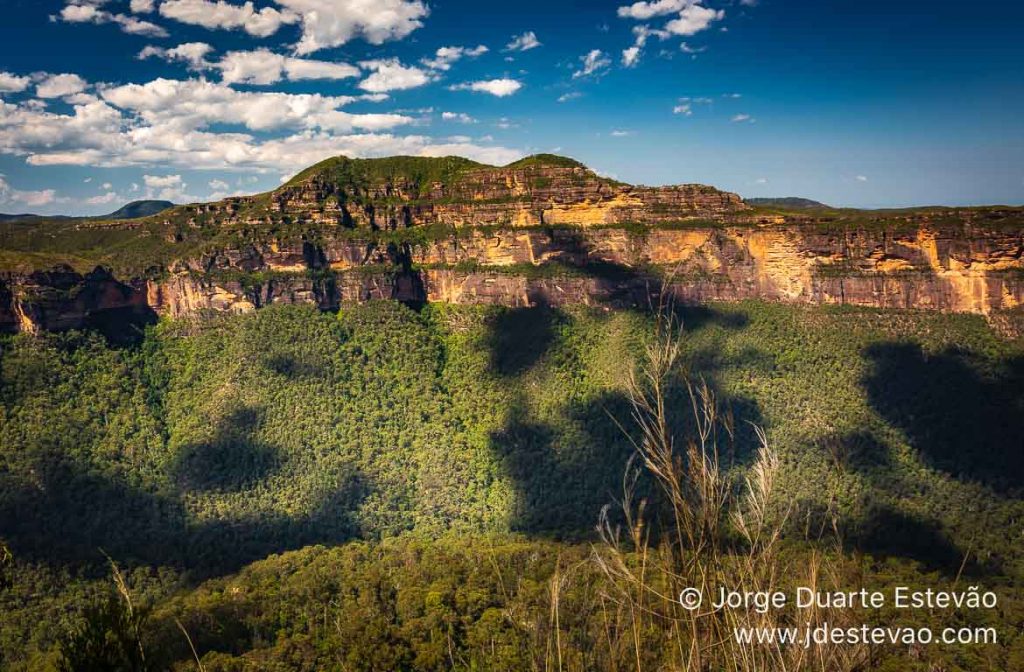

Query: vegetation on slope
[[0, 301, 1022, 668]]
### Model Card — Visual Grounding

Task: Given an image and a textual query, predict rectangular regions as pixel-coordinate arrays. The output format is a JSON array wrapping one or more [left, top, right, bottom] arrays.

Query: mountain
[[0, 199, 173, 224], [100, 199, 174, 219], [746, 196, 832, 209], [0, 153, 1022, 334], [0, 213, 71, 223]]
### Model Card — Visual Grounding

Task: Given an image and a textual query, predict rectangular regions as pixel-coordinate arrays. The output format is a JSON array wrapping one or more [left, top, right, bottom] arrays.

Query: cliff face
[[3, 221, 1021, 334], [0, 154, 1021, 334]]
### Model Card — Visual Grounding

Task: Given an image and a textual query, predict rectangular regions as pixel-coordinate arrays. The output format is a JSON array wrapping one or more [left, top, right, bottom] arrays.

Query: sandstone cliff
[[0, 154, 1021, 333]]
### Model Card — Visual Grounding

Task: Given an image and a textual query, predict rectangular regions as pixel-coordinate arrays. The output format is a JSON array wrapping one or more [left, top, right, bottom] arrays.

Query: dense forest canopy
[[1, 300, 1022, 669]]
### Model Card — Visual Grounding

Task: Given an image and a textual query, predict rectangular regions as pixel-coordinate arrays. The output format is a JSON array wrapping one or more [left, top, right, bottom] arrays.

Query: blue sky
[[0, 0, 1021, 214]]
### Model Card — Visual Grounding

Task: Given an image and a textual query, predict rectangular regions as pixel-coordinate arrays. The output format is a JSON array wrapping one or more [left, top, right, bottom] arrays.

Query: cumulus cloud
[[141, 44, 361, 85], [99, 78, 411, 133], [441, 111, 476, 123], [730, 113, 754, 123], [617, 0, 687, 20], [278, 0, 429, 54], [0, 72, 32, 94], [0, 175, 57, 207], [158, 0, 298, 37], [0, 80, 520, 173], [504, 31, 541, 52], [220, 49, 361, 85], [673, 103, 692, 116], [36, 73, 89, 99], [139, 42, 215, 68], [572, 50, 611, 79], [622, 46, 641, 67], [421, 45, 488, 71], [665, 4, 724, 36], [357, 59, 432, 93], [142, 173, 197, 202], [57, 2, 168, 37], [86, 190, 119, 205], [448, 79, 523, 97], [130, 0, 155, 11]]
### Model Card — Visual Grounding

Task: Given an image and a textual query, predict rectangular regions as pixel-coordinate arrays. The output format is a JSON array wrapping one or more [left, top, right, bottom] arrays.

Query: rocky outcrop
[[1, 155, 1021, 333], [251, 159, 748, 230], [2, 221, 1021, 334]]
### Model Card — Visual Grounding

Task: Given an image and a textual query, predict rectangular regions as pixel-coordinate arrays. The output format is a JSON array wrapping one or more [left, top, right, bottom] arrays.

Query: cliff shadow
[[84, 305, 158, 347], [172, 407, 281, 493], [482, 304, 767, 537], [485, 304, 558, 376], [847, 503, 979, 575], [0, 452, 370, 576], [862, 342, 1024, 496]]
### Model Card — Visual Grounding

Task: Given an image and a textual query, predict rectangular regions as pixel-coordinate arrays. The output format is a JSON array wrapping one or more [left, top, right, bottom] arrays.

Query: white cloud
[[209, 178, 230, 190], [87, 191, 119, 205], [632, 24, 671, 46], [357, 59, 432, 93], [673, 103, 692, 116], [617, 0, 686, 20], [220, 49, 361, 85], [130, 0, 155, 11], [855, 175, 868, 182], [277, 0, 429, 55], [0, 175, 57, 207], [141, 44, 361, 85], [158, 0, 299, 38], [102, 181, 112, 189], [0, 77, 522, 174], [143, 173, 196, 202], [755, 177, 767, 184], [448, 78, 523, 97], [0, 72, 31, 94], [421, 45, 488, 71], [557, 92, 582, 103], [139, 42, 215, 68], [573, 50, 611, 79], [665, 4, 724, 36], [610, 129, 633, 137], [36, 73, 88, 99], [441, 111, 476, 123], [622, 46, 641, 67], [505, 31, 541, 52], [58, 2, 168, 37], [144, 174, 183, 188], [731, 113, 754, 123], [100, 78, 411, 133]]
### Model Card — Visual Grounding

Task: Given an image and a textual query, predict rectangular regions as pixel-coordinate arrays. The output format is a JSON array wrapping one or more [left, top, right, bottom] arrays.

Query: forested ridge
[[1, 300, 1022, 670]]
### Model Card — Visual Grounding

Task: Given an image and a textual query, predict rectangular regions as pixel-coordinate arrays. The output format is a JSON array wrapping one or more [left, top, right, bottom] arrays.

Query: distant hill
[[103, 200, 174, 219], [0, 213, 69, 223], [746, 197, 831, 210], [0, 199, 174, 223]]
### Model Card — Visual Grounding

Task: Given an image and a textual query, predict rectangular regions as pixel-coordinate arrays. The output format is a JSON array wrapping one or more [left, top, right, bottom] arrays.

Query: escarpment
[[1, 154, 1022, 333]]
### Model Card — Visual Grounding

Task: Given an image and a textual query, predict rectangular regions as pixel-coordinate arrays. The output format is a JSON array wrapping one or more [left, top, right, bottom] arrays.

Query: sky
[[0, 0, 1022, 215]]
